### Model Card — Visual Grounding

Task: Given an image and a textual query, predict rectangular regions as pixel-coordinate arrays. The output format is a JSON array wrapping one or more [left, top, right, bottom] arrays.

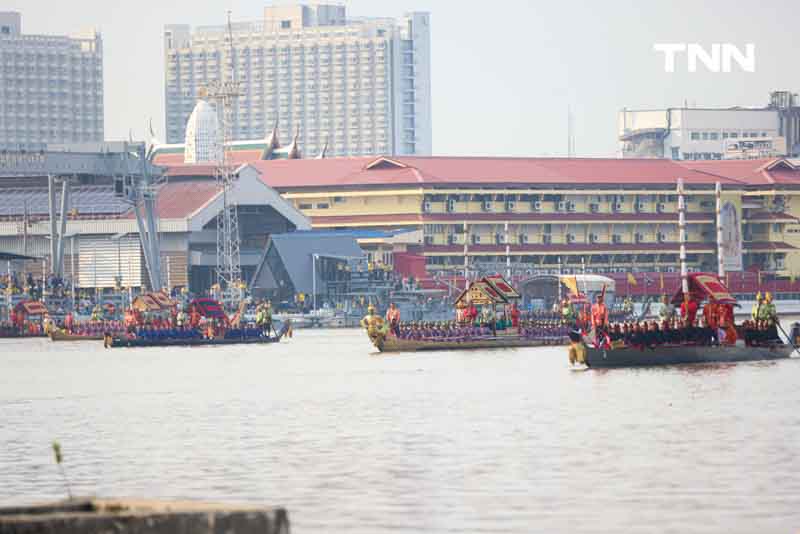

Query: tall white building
[[164, 4, 432, 157], [0, 12, 103, 150], [619, 92, 800, 160]]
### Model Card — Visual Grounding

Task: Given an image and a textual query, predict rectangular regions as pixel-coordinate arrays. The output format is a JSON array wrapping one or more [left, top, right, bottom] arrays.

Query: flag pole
[[677, 178, 689, 306], [715, 181, 725, 278]]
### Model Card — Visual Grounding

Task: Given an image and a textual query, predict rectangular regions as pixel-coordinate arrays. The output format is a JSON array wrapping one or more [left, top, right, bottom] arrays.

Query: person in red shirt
[[702, 299, 719, 345], [591, 293, 609, 331], [510, 303, 520, 328], [680, 297, 698, 326], [468, 303, 478, 325]]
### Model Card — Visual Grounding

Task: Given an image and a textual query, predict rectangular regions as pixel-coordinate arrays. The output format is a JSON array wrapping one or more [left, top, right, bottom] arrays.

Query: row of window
[[689, 130, 771, 141]]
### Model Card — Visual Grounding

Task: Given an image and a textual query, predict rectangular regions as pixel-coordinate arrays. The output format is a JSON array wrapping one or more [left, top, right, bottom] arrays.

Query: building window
[[709, 132, 719, 140], [298, 203, 312, 210], [701, 132, 709, 140], [316, 203, 330, 209], [690, 132, 700, 141], [281, 20, 291, 29]]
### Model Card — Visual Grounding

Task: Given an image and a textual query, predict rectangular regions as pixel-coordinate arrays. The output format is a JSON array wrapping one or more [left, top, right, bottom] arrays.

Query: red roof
[[234, 156, 800, 190], [123, 180, 220, 220]]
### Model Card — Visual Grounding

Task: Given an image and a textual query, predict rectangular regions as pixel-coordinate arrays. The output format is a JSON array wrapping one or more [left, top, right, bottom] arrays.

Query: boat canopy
[[132, 292, 176, 312], [15, 300, 48, 315], [189, 298, 227, 319], [670, 273, 737, 305], [454, 275, 521, 306], [132, 294, 162, 312], [559, 274, 615, 295]]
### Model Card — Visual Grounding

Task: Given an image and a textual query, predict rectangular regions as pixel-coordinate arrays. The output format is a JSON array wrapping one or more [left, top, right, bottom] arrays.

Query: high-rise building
[[164, 4, 431, 157], [0, 12, 103, 150]]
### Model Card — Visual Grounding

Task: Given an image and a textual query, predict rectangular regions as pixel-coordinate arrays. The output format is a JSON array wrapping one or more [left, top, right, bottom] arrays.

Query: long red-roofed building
[[161, 154, 800, 281]]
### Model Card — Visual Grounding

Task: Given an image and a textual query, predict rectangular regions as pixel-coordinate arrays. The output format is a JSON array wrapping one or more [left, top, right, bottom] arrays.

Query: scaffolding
[[208, 12, 243, 307]]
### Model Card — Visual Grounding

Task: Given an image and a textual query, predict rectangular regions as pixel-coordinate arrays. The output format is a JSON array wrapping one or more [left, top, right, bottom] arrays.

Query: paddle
[[774, 320, 799, 354]]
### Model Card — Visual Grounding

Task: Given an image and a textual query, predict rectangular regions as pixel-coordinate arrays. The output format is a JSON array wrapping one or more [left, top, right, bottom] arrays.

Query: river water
[[1, 329, 799, 533]]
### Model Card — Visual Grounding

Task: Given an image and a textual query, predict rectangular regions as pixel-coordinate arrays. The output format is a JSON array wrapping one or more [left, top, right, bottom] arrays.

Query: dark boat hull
[[374, 335, 568, 352], [584, 343, 793, 368], [109, 336, 282, 348]]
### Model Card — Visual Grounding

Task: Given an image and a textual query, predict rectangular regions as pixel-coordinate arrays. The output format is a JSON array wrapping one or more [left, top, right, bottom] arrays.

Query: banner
[[720, 200, 743, 272]]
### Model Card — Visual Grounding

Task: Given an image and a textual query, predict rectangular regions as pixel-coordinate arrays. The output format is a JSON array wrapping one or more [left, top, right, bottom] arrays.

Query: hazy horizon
[[5, 0, 799, 157]]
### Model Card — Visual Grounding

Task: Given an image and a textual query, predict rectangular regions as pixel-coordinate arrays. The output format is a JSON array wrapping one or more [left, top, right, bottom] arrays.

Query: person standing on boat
[[591, 292, 610, 348], [759, 292, 780, 342], [658, 295, 676, 323], [702, 299, 720, 345], [751, 292, 764, 322], [560, 298, 576, 327], [385, 302, 401, 336], [680, 296, 699, 328]]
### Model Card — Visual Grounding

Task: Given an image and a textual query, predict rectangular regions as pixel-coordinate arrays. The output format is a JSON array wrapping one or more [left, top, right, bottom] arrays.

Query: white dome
[[184, 100, 221, 163]]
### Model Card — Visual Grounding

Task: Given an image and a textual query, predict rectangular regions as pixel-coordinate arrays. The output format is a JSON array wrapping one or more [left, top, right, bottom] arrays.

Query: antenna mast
[[208, 11, 243, 307]]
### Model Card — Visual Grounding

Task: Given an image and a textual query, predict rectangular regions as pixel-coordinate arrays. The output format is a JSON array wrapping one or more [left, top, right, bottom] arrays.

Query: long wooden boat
[[373, 334, 568, 353], [107, 322, 291, 349], [582, 342, 793, 369], [49, 330, 104, 342]]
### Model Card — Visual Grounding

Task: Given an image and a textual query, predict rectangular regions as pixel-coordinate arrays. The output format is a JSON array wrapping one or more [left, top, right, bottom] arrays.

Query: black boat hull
[[584, 343, 793, 368], [109, 336, 282, 348]]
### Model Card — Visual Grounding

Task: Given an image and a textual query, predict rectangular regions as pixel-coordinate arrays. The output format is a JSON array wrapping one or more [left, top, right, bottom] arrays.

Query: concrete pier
[[0, 498, 289, 534]]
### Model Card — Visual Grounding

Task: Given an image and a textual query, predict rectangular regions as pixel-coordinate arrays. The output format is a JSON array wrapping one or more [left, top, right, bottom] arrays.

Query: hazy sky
[[6, 0, 799, 156]]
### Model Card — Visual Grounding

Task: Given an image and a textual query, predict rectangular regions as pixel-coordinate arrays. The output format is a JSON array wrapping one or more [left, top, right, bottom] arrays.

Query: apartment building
[[0, 12, 103, 150], [619, 91, 800, 160], [164, 4, 431, 157]]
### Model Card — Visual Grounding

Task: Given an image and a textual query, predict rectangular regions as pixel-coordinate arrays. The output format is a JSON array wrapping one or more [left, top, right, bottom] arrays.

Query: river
[[1, 329, 799, 533]]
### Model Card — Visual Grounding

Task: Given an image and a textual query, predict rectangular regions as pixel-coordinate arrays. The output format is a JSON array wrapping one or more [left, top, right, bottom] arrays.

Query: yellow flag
[[562, 276, 579, 296], [627, 273, 638, 286]]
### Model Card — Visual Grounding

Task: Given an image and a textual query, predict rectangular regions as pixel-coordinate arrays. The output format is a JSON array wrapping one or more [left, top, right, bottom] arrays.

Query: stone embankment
[[0, 498, 289, 534]]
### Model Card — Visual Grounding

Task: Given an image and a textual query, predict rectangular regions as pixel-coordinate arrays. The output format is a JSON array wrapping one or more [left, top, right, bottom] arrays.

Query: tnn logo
[[653, 43, 755, 73]]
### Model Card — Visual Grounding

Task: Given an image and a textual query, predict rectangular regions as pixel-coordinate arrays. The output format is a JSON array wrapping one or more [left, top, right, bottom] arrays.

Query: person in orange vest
[[702, 299, 719, 345], [385, 302, 400, 336]]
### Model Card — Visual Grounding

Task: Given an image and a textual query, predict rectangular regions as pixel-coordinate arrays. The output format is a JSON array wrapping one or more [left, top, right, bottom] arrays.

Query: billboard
[[720, 201, 743, 272]]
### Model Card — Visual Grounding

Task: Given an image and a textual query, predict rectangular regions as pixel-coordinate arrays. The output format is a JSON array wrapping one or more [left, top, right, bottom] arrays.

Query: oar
[[774, 320, 799, 353]]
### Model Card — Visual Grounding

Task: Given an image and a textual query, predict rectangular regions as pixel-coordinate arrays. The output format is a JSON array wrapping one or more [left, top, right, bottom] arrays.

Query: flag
[[563, 276, 579, 296], [757, 270, 762, 287], [627, 273, 638, 286], [659, 273, 664, 291]]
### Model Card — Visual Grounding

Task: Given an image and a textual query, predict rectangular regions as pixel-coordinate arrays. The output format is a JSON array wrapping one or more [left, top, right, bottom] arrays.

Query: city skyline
[[4, 0, 799, 157]]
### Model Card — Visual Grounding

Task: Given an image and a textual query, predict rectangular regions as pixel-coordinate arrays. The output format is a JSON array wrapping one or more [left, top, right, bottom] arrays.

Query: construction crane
[[207, 11, 243, 308]]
